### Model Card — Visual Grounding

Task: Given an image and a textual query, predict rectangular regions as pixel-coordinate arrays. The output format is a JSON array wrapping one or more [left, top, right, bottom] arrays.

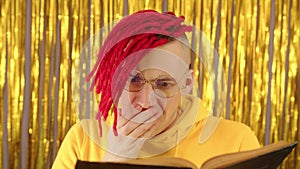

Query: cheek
[[128, 92, 136, 103], [163, 95, 181, 115]]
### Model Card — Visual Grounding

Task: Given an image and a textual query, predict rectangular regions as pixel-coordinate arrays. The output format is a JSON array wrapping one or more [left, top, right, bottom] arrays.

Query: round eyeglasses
[[125, 70, 180, 98]]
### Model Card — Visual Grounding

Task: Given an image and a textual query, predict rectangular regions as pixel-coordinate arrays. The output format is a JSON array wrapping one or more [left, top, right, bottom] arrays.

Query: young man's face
[[117, 40, 192, 138]]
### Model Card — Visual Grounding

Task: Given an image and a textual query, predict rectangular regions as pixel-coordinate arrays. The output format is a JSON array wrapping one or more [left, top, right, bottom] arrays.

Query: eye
[[131, 74, 142, 83], [130, 76, 141, 83], [155, 78, 177, 89], [128, 73, 144, 89]]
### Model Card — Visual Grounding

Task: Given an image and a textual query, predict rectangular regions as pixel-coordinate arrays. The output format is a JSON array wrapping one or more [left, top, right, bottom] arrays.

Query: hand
[[103, 110, 158, 159], [116, 90, 165, 138], [102, 90, 165, 160], [117, 108, 159, 138]]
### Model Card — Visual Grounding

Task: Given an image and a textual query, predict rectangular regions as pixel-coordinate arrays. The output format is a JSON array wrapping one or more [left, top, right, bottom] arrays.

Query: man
[[52, 10, 260, 168]]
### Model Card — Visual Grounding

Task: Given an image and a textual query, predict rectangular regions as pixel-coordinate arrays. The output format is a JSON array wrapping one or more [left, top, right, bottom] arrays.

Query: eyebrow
[[145, 76, 176, 82], [155, 76, 176, 81]]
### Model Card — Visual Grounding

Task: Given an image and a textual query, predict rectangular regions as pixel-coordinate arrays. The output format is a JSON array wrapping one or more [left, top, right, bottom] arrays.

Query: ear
[[181, 70, 194, 95]]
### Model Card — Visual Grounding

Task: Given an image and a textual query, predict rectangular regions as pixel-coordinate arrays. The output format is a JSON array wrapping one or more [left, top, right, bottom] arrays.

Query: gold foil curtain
[[0, 0, 299, 168]]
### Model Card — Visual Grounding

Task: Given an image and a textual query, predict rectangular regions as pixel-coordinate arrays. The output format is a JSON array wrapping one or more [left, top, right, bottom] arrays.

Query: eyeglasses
[[125, 70, 180, 98]]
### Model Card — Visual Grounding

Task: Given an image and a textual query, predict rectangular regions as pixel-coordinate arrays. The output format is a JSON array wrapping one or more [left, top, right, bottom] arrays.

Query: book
[[75, 141, 297, 169]]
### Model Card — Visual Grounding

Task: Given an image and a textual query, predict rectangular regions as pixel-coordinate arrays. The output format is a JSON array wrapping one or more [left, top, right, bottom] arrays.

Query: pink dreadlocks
[[85, 10, 192, 136]]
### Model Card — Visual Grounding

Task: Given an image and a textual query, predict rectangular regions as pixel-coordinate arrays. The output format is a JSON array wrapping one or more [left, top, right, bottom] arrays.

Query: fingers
[[126, 122, 156, 138], [117, 111, 158, 138], [105, 128, 146, 158], [118, 107, 160, 127]]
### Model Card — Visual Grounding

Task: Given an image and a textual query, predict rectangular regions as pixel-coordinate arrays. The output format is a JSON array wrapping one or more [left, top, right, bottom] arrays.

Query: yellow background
[[0, 0, 299, 168]]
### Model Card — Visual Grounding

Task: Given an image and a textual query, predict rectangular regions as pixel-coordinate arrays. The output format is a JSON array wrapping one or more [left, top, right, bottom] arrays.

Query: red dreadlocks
[[85, 10, 192, 136]]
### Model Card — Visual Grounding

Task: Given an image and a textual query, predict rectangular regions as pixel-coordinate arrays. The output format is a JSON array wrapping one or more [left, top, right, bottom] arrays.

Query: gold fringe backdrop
[[0, 0, 299, 168]]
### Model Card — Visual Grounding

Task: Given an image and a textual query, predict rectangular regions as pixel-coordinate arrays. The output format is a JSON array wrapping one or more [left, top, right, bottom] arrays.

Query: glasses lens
[[154, 76, 179, 97], [126, 72, 144, 92], [125, 71, 180, 98]]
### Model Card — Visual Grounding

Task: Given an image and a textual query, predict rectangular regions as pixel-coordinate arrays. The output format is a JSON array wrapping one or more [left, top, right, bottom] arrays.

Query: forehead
[[136, 40, 189, 80], [156, 39, 191, 65], [137, 68, 173, 80]]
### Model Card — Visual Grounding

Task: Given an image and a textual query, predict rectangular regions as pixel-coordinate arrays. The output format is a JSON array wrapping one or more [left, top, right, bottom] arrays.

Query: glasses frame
[[125, 69, 190, 98]]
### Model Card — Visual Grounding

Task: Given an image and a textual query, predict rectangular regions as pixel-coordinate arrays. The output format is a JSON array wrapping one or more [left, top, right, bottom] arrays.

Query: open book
[[75, 141, 297, 169]]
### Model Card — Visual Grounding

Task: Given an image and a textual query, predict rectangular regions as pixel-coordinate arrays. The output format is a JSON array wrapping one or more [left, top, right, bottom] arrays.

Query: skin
[[117, 39, 193, 139]]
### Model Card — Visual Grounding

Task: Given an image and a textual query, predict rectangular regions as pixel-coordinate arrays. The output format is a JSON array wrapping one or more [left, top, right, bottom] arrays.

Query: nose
[[134, 83, 154, 109]]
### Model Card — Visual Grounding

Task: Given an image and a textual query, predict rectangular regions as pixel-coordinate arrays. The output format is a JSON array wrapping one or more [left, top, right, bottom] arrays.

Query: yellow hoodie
[[52, 95, 260, 168]]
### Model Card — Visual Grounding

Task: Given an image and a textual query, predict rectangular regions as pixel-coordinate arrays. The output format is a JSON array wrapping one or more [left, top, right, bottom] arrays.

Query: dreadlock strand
[[93, 51, 113, 93], [103, 98, 113, 120], [98, 95, 110, 122], [112, 35, 166, 106], [175, 25, 193, 38], [112, 106, 118, 136], [98, 44, 123, 97], [86, 10, 192, 137], [113, 35, 156, 86]]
